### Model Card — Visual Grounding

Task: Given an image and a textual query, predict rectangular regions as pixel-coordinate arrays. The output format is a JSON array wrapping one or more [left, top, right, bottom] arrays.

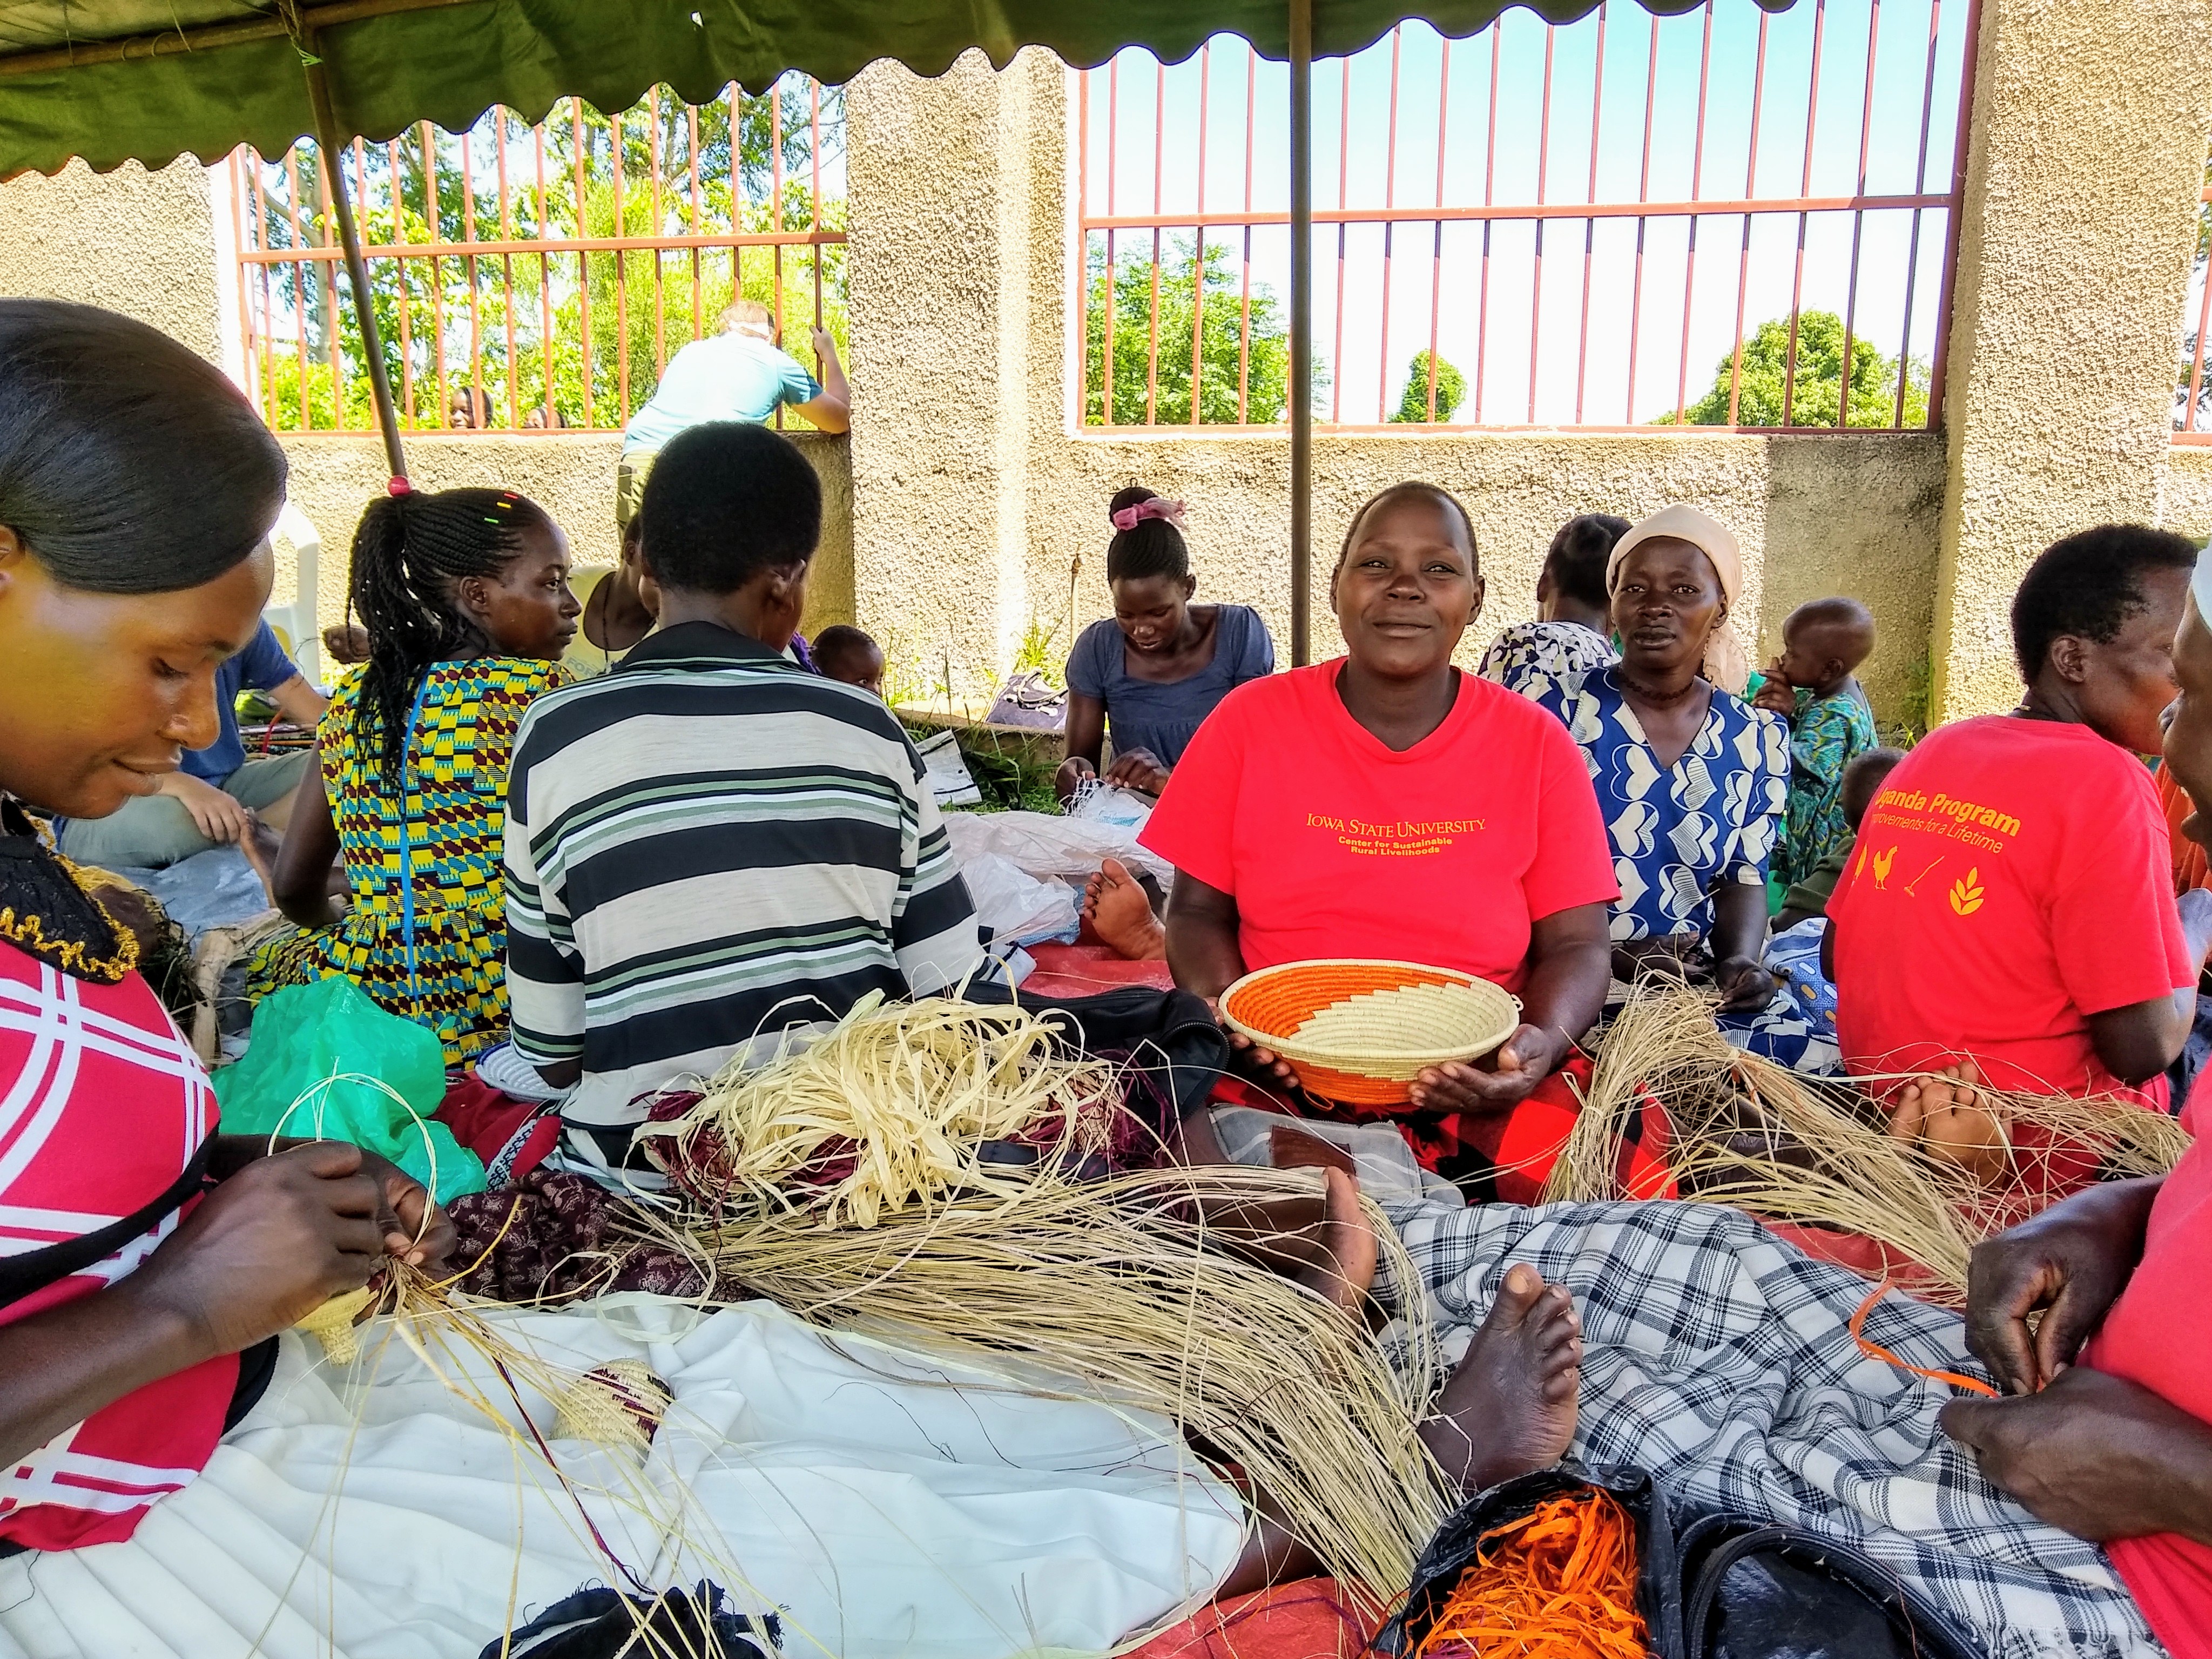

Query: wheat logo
[[1949, 868, 1985, 916]]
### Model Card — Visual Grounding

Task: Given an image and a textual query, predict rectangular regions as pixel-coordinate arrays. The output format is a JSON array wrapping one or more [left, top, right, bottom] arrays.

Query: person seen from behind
[[1055, 487, 1276, 802], [1774, 745, 1907, 932], [1475, 511, 1627, 696], [1825, 524, 2212, 1183], [615, 300, 848, 533], [1754, 596, 1880, 889], [506, 422, 983, 1190], [247, 487, 578, 1065]]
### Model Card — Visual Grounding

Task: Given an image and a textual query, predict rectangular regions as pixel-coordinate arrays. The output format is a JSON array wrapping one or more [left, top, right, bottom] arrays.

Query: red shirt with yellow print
[[1138, 661, 1618, 991], [1828, 716, 2191, 1106]]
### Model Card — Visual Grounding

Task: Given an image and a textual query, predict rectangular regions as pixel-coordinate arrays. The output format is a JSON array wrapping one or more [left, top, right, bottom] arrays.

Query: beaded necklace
[[0, 800, 139, 984]]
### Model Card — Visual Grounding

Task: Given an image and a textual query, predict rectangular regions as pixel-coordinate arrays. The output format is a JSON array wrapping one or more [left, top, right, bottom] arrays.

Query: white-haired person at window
[[614, 299, 848, 532]]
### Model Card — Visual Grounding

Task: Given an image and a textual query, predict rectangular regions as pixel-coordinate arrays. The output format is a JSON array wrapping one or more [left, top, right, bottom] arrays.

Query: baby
[[810, 624, 887, 699], [1754, 598, 1878, 891]]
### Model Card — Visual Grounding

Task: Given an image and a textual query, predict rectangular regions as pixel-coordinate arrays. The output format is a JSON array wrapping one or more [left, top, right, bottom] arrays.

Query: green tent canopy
[[0, 0, 1748, 183]]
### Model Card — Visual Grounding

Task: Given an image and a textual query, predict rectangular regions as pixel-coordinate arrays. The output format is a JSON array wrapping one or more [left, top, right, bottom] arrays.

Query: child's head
[[348, 485, 576, 781], [637, 422, 820, 650], [811, 624, 886, 698], [1775, 597, 1876, 693], [1537, 513, 1629, 619], [1842, 745, 1907, 831]]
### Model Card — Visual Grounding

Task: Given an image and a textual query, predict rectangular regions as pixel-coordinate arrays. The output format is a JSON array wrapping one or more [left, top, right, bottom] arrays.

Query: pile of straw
[[675, 1164, 1459, 1611], [1544, 980, 2192, 1300], [640, 992, 1127, 1228]]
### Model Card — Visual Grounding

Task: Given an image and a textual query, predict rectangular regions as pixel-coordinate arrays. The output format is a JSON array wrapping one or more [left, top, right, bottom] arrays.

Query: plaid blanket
[[1374, 1198, 2164, 1659]]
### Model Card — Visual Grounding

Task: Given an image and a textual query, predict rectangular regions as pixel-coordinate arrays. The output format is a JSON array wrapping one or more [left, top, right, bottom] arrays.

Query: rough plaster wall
[[0, 159, 222, 361], [988, 53, 1941, 722], [275, 433, 854, 636], [1929, 0, 2212, 718], [846, 51, 1037, 692], [2163, 448, 2212, 539]]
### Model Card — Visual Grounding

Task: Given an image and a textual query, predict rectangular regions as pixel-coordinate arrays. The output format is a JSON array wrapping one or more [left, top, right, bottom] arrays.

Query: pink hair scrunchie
[[1111, 497, 1187, 533]]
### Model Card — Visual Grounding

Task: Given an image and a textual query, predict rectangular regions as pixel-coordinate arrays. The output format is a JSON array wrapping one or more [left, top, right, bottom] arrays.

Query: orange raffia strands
[[1413, 1489, 1648, 1659], [1849, 1280, 2001, 1399]]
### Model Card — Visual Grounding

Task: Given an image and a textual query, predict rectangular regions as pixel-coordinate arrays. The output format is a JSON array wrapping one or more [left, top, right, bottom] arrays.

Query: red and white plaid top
[[0, 938, 235, 1550]]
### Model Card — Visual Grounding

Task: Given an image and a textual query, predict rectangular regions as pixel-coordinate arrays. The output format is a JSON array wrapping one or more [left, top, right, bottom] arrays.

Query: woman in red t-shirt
[[1141, 483, 1626, 1200], [1825, 525, 2212, 1178], [1938, 552, 2212, 1659]]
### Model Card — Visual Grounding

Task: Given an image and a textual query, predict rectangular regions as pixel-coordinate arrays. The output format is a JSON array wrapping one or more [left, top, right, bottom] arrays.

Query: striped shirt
[[504, 621, 983, 1128]]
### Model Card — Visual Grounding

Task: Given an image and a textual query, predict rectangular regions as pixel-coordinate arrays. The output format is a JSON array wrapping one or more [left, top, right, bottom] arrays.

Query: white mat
[[0, 1297, 1242, 1659]]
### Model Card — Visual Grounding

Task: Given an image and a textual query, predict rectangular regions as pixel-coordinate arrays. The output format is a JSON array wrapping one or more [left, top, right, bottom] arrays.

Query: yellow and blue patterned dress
[[248, 658, 564, 1065]]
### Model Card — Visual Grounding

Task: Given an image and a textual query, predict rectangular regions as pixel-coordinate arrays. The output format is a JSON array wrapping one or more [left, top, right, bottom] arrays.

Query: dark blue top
[[184, 620, 301, 784], [1064, 604, 1276, 768]]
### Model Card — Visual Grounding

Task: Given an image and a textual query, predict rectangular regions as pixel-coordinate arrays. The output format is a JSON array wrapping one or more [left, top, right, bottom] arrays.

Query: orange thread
[[1413, 1489, 1647, 1659], [1849, 1280, 1999, 1398]]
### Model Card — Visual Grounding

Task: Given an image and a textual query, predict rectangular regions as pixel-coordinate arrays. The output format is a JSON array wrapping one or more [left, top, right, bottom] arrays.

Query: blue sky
[[1078, 0, 1972, 425]]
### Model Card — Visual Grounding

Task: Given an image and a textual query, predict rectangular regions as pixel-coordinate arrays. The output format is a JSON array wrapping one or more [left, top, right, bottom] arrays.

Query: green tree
[[1656, 310, 1929, 429], [251, 78, 845, 433], [1083, 235, 1311, 426], [1391, 349, 1466, 423]]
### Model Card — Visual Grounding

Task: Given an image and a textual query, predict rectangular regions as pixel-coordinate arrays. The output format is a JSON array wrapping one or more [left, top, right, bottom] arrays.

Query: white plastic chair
[[263, 500, 323, 687]]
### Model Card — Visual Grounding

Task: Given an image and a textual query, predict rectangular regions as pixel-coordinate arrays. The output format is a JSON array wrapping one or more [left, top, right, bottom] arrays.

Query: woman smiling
[[1139, 483, 1623, 1199]]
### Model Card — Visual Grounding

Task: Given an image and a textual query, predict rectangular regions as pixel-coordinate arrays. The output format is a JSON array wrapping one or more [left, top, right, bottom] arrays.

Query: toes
[[1492, 1264, 1547, 1326]]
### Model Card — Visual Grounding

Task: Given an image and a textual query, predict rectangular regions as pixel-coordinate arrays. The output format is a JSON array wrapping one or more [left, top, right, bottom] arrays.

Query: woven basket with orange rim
[[1218, 959, 1523, 1107]]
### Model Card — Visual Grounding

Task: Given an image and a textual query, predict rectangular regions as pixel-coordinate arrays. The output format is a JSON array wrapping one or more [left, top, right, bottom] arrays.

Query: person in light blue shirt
[[616, 299, 849, 530]]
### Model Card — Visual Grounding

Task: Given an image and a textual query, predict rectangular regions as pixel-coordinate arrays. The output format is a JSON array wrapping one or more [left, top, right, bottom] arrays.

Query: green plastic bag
[[212, 976, 487, 1203]]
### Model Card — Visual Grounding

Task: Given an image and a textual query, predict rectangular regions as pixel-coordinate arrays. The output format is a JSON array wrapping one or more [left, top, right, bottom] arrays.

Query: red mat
[[1127, 1579, 1379, 1659]]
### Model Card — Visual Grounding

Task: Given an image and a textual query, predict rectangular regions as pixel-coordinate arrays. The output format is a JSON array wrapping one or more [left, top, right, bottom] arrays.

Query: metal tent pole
[[301, 45, 410, 484], [1288, 0, 1313, 666]]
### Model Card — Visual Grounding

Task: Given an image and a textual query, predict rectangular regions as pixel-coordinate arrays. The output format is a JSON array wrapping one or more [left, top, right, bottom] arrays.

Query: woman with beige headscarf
[[1517, 505, 1811, 1057]]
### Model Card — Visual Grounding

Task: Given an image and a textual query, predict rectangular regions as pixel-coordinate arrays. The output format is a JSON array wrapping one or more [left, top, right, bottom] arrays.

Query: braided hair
[[348, 486, 554, 787]]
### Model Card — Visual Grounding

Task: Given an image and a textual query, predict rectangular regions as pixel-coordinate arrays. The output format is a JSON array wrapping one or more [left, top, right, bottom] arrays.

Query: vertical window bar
[[1835, 0, 1881, 428], [1778, 0, 1828, 428], [1426, 38, 1451, 423], [1378, 26, 1402, 424], [1674, 0, 1716, 424], [1725, 14, 1771, 427], [1892, 0, 1944, 429]]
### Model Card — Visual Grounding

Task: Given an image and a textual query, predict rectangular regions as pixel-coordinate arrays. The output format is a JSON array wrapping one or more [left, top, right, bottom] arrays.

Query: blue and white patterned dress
[[1475, 619, 1616, 700], [1524, 665, 1833, 1071], [1525, 665, 1788, 942]]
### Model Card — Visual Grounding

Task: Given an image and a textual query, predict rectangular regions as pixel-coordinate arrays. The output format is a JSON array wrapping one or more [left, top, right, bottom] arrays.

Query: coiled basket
[[1218, 959, 1522, 1107]]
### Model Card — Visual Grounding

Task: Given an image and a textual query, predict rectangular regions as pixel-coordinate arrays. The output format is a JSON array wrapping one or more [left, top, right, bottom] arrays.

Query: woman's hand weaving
[[125, 1141, 388, 1359], [1410, 1023, 1567, 1115], [1962, 1177, 2162, 1395], [1940, 1367, 2212, 1546], [350, 1149, 455, 1272]]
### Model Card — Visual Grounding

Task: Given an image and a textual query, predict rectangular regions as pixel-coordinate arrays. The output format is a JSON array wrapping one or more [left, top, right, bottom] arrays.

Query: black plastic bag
[[1374, 1461, 1987, 1659]]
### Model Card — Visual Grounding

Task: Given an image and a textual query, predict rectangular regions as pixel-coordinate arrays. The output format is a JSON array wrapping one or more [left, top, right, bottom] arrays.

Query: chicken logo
[[1870, 846, 1897, 889], [1949, 868, 1985, 916]]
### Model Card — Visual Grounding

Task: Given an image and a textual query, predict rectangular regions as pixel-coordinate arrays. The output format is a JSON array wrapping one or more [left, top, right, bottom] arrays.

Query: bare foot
[[1083, 857, 1166, 960], [1293, 1167, 1378, 1318], [1889, 1061, 2009, 1188], [1419, 1264, 1581, 1492], [239, 813, 282, 908]]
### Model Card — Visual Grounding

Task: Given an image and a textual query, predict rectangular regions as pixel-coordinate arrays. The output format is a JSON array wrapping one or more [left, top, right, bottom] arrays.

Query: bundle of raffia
[[667, 1162, 1459, 1615], [1543, 980, 2192, 1301], [639, 992, 1130, 1229]]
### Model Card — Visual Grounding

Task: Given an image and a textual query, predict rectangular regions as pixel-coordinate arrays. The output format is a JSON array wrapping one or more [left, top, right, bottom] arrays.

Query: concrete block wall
[[5, 8, 2210, 723]]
